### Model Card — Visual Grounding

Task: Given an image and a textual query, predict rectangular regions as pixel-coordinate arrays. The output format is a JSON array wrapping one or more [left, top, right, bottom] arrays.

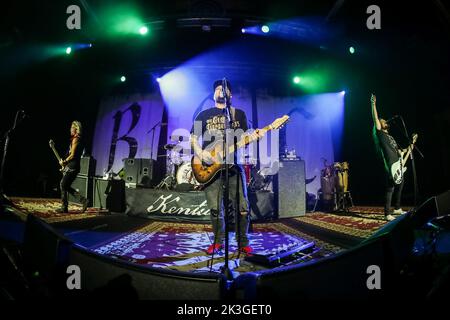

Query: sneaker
[[56, 207, 68, 214], [239, 246, 254, 255], [206, 244, 223, 255], [385, 214, 395, 221], [393, 208, 406, 215]]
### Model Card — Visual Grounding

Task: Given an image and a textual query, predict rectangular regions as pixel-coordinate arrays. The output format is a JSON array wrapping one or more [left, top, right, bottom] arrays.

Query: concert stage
[[1, 194, 450, 300], [1, 197, 390, 275]]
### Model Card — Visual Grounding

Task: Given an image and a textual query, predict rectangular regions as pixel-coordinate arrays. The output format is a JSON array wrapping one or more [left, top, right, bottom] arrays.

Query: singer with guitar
[[190, 80, 256, 255], [52, 121, 88, 213], [371, 94, 418, 221], [191, 80, 288, 255]]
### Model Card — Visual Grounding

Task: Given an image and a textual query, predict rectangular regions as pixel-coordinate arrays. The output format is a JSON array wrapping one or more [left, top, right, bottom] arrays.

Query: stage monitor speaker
[[69, 245, 227, 299], [436, 190, 450, 216], [123, 158, 155, 188], [23, 215, 72, 278], [79, 156, 96, 176], [68, 174, 92, 206], [93, 178, 126, 212], [275, 160, 306, 218]]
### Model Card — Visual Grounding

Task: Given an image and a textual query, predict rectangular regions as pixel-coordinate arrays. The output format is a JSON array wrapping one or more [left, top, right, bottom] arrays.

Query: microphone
[[386, 115, 399, 123], [222, 78, 231, 100]]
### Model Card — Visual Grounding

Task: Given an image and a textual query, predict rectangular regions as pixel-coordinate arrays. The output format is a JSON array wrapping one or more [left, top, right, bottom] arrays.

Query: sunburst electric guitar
[[391, 133, 418, 184], [191, 115, 289, 185], [49, 139, 68, 173]]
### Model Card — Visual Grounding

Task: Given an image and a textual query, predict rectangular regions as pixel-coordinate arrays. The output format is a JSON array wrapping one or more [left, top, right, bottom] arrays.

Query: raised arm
[[371, 94, 382, 131]]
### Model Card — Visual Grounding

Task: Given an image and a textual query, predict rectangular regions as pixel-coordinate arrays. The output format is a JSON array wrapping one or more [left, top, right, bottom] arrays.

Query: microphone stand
[[1, 110, 26, 206], [221, 79, 234, 280], [398, 116, 424, 209], [147, 121, 162, 160]]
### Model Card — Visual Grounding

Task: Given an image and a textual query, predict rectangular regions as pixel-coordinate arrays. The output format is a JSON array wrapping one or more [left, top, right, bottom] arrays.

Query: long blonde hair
[[72, 120, 82, 137]]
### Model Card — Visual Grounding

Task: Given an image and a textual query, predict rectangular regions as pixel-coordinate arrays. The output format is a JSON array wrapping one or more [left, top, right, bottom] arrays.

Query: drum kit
[[317, 159, 353, 212], [154, 143, 199, 190]]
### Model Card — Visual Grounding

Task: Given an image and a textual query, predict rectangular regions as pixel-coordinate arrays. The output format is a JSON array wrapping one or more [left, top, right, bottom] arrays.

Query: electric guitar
[[191, 115, 289, 185], [390, 133, 418, 184], [49, 139, 68, 173]]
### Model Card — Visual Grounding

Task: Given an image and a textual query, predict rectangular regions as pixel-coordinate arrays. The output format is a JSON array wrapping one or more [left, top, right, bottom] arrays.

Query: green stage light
[[139, 26, 148, 35], [349, 46, 355, 54], [120, 76, 126, 82], [293, 76, 301, 84], [65, 47, 72, 54]]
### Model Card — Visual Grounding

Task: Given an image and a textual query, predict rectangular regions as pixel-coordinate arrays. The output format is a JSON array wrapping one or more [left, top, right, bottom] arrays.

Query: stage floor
[[1, 197, 402, 275]]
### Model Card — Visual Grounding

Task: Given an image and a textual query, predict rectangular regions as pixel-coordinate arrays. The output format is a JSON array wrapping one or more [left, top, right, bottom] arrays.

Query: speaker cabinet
[[93, 178, 126, 212], [123, 158, 155, 188], [80, 156, 96, 176], [436, 190, 450, 216], [68, 174, 92, 206], [275, 160, 306, 218]]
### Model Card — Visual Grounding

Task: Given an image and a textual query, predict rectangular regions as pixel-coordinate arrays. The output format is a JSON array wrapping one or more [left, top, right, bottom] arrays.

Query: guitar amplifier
[[92, 178, 126, 212], [68, 174, 93, 206], [79, 156, 96, 176], [122, 158, 156, 188], [274, 160, 306, 218]]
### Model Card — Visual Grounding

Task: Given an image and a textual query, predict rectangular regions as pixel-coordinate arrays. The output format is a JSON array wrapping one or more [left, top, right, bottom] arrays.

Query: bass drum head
[[176, 162, 200, 186]]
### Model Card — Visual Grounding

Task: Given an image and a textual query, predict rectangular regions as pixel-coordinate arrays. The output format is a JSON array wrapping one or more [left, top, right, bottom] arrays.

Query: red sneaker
[[206, 244, 223, 255], [240, 246, 253, 255]]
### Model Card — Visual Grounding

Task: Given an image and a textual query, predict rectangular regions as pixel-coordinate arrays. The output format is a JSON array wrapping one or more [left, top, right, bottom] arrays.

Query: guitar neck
[[402, 143, 415, 163], [227, 125, 271, 154], [50, 146, 62, 162]]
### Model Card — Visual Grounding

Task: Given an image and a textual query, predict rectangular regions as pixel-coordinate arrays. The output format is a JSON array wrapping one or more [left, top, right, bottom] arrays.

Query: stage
[[2, 196, 393, 274]]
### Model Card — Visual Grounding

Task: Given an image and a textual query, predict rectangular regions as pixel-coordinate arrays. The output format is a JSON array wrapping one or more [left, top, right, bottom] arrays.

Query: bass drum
[[176, 162, 201, 186]]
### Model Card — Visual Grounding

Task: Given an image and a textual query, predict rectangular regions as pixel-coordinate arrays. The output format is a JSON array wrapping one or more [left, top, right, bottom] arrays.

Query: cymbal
[[164, 143, 177, 150]]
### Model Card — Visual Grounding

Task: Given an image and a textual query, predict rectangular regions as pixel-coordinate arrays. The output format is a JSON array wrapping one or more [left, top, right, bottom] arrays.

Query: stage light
[[156, 77, 161, 83], [341, 90, 346, 95], [139, 26, 148, 35], [349, 46, 355, 54], [65, 46, 72, 54], [89, 43, 93, 48], [261, 25, 270, 33], [293, 76, 301, 84], [120, 76, 126, 82], [241, 28, 246, 34]]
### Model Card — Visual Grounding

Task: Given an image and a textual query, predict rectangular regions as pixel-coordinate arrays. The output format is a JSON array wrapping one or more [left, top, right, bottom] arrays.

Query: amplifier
[[122, 158, 156, 188], [68, 174, 92, 206], [275, 160, 306, 218], [92, 178, 126, 213], [79, 156, 96, 176]]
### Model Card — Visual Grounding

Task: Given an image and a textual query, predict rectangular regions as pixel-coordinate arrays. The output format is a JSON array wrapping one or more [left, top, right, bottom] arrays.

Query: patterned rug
[[91, 221, 342, 274], [10, 197, 107, 224], [295, 207, 401, 239]]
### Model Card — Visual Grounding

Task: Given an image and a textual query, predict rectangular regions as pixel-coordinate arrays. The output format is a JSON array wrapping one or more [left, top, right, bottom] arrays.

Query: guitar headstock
[[412, 133, 418, 144], [49, 139, 55, 148], [270, 115, 290, 130]]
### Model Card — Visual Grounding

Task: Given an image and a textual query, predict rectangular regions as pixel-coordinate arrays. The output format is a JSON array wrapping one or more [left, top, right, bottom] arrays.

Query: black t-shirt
[[191, 107, 248, 172], [191, 107, 248, 149], [373, 126, 400, 171]]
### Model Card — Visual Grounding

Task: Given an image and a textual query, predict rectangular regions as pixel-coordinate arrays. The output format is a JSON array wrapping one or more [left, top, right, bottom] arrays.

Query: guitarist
[[371, 94, 407, 221], [57, 121, 88, 213], [190, 80, 262, 255]]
